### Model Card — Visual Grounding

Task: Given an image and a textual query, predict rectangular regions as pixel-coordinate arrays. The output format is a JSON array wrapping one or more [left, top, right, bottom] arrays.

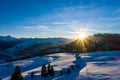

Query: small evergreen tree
[[70, 64, 74, 69], [11, 66, 23, 80], [31, 72, 34, 78], [49, 66, 54, 76], [41, 64, 47, 77], [67, 68, 71, 74], [76, 64, 80, 68], [59, 70, 63, 76], [48, 64, 51, 74]]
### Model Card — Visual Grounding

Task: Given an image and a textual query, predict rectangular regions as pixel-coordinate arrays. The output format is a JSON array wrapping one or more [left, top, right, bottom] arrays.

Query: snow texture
[[0, 51, 120, 80]]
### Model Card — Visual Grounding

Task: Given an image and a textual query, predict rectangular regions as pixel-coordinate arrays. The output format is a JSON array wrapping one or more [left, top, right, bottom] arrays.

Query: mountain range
[[0, 33, 120, 63], [0, 35, 73, 63]]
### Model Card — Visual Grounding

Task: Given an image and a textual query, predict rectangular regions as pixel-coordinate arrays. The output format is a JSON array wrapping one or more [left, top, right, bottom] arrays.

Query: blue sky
[[0, 0, 120, 38]]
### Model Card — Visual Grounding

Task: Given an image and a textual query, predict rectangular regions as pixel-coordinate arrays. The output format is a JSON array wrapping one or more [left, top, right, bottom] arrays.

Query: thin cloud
[[23, 26, 33, 29], [62, 6, 89, 11], [52, 22, 68, 25], [51, 20, 79, 25], [37, 25, 48, 29], [99, 17, 120, 21], [23, 25, 48, 29]]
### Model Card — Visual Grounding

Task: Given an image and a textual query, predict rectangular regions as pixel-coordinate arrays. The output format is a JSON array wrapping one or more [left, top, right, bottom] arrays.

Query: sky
[[0, 0, 120, 38]]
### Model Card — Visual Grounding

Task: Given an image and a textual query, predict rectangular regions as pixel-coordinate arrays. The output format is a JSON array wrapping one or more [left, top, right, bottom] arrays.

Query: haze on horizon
[[0, 0, 120, 38]]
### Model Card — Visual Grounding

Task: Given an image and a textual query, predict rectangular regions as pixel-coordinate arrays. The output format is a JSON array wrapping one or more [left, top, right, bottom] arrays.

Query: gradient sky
[[0, 0, 120, 38]]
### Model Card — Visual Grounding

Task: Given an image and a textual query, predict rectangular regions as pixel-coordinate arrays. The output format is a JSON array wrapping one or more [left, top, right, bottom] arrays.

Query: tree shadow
[[54, 58, 86, 80], [77, 72, 112, 80], [71, 58, 86, 79]]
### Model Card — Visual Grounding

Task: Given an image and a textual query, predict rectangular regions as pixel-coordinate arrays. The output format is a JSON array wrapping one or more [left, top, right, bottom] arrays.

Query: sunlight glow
[[78, 33, 87, 40], [75, 28, 89, 40], [79, 33, 86, 39]]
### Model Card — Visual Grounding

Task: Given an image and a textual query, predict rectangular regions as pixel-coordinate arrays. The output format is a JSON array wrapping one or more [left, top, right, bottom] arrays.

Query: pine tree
[[11, 66, 23, 80], [31, 72, 34, 78], [41, 64, 47, 77], [59, 70, 63, 76], [67, 68, 71, 74], [48, 64, 51, 74], [76, 64, 80, 68], [70, 64, 74, 69], [49, 66, 54, 76]]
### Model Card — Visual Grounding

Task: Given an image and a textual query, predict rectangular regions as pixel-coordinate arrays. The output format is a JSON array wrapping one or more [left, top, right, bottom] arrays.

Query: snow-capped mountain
[[0, 35, 17, 41], [0, 33, 120, 64], [17, 38, 71, 50], [0, 35, 73, 62]]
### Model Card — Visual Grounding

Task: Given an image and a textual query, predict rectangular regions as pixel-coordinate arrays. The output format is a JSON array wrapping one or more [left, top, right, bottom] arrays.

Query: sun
[[78, 33, 87, 39], [76, 28, 89, 39]]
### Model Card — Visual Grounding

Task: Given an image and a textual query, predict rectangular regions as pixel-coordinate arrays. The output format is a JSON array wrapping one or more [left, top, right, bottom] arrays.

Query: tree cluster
[[41, 64, 54, 77]]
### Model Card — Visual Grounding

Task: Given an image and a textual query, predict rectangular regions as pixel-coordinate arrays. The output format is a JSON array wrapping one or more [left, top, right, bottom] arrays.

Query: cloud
[[23, 26, 33, 29], [51, 20, 80, 25], [62, 6, 88, 11], [71, 28, 113, 34], [23, 25, 48, 29], [51, 22, 68, 25], [98, 17, 120, 21], [36, 25, 48, 29]]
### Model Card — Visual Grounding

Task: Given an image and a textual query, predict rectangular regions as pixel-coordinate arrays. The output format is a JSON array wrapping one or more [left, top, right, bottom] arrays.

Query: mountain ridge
[[0, 33, 120, 63]]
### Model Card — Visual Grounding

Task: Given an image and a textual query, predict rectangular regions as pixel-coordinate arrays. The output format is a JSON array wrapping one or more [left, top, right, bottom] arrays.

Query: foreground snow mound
[[78, 51, 120, 80], [0, 51, 120, 80]]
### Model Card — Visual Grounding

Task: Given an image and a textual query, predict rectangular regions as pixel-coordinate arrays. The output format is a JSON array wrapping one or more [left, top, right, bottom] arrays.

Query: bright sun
[[78, 33, 86, 39], [77, 28, 88, 39]]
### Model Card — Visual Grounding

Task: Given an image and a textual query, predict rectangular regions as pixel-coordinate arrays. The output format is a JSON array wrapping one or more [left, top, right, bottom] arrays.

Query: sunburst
[[78, 32, 87, 40]]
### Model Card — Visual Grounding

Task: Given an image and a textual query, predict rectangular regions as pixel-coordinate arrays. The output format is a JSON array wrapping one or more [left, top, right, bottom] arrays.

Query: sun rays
[[77, 28, 89, 40], [75, 28, 90, 53], [78, 33, 87, 40]]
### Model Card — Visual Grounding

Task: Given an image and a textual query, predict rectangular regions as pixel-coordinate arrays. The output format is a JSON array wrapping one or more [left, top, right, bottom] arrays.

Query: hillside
[[0, 51, 120, 80], [64, 33, 120, 53]]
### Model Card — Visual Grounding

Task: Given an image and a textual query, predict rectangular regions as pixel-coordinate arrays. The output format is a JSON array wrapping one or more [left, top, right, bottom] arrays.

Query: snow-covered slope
[[0, 51, 120, 80], [78, 51, 120, 80]]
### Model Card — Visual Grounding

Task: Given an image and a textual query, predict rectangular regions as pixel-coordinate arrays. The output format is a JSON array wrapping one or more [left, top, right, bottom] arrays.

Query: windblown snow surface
[[0, 51, 120, 80]]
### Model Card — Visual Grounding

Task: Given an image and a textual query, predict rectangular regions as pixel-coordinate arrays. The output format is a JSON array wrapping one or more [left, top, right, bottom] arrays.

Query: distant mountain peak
[[0, 35, 17, 41]]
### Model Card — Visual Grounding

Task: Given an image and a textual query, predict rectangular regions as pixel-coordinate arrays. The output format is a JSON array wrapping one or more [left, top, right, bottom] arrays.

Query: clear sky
[[0, 0, 120, 38]]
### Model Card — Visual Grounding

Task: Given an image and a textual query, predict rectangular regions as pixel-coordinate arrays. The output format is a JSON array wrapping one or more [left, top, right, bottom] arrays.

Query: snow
[[78, 51, 120, 80], [0, 51, 120, 80]]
